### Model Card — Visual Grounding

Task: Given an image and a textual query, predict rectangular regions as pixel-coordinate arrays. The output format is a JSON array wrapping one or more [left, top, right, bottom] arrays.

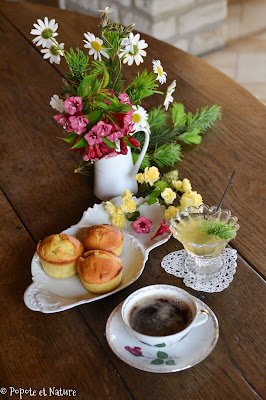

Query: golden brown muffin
[[82, 224, 123, 256], [37, 234, 84, 279], [77, 249, 123, 294]]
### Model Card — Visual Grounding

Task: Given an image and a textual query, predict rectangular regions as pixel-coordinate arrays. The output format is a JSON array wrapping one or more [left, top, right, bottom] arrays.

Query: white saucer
[[106, 298, 219, 373]]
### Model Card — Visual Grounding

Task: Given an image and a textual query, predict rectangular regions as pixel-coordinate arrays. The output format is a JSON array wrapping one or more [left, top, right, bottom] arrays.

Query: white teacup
[[121, 285, 209, 347]]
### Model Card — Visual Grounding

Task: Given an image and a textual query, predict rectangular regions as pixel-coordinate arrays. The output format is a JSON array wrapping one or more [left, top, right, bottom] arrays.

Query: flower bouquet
[[30, 7, 222, 200]]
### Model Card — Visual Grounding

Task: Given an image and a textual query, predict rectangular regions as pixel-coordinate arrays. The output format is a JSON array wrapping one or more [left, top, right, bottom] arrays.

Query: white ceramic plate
[[24, 197, 171, 313], [106, 298, 219, 373]]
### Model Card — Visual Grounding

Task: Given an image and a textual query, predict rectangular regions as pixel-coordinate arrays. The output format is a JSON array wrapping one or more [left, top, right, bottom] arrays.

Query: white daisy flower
[[119, 33, 148, 66], [164, 80, 177, 111], [30, 17, 58, 48], [83, 32, 109, 61], [152, 59, 167, 84], [50, 94, 65, 113], [132, 105, 149, 131], [41, 41, 64, 64], [98, 6, 113, 14]]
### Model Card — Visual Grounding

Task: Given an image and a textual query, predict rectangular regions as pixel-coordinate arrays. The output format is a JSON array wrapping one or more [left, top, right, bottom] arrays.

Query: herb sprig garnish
[[200, 220, 237, 240]]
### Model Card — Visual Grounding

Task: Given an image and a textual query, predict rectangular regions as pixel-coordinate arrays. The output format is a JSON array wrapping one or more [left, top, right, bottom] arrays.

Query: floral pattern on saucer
[[106, 299, 219, 373]]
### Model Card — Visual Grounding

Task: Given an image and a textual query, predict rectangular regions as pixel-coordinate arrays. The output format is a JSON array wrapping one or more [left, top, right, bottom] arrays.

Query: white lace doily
[[161, 249, 238, 292]]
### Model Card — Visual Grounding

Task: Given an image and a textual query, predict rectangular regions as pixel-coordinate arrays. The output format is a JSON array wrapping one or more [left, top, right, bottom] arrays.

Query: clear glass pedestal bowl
[[170, 204, 240, 276]]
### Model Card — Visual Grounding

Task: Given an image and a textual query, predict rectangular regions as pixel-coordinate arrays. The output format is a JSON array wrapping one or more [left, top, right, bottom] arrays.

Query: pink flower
[[64, 96, 83, 115], [106, 129, 125, 142], [124, 110, 134, 126], [69, 113, 89, 134], [54, 113, 73, 132], [85, 121, 112, 145], [133, 216, 153, 234], [151, 219, 171, 240], [118, 92, 132, 106], [83, 145, 100, 161], [125, 346, 142, 356]]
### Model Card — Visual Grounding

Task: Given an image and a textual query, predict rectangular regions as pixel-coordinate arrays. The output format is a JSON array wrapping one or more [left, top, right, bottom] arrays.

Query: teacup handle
[[193, 309, 209, 328]]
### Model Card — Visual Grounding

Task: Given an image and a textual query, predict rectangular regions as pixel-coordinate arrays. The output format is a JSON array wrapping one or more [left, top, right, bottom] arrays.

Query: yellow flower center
[[132, 113, 141, 123], [157, 66, 163, 76], [92, 41, 102, 51]]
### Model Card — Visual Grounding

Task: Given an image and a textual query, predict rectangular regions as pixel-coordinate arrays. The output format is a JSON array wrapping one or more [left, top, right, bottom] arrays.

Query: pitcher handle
[[132, 126, 150, 176]]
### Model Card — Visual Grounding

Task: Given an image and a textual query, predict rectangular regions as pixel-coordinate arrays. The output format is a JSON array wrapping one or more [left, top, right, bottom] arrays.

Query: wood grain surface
[[0, 2, 265, 400]]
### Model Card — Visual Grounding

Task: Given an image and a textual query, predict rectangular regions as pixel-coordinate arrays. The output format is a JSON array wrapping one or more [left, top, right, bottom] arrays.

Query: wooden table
[[1, 2, 265, 399]]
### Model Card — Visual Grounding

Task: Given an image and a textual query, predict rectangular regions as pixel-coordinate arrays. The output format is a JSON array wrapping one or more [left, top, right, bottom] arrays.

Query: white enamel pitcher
[[94, 127, 150, 201]]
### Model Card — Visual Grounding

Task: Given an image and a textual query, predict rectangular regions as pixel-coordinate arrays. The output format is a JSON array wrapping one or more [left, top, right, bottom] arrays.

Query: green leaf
[[151, 359, 164, 365], [165, 360, 176, 365], [200, 220, 238, 240], [126, 211, 140, 221], [157, 351, 168, 359], [126, 70, 159, 103], [154, 180, 168, 192], [102, 137, 117, 149], [71, 137, 87, 149], [62, 132, 77, 143], [77, 74, 100, 98], [154, 343, 166, 347], [147, 188, 161, 205], [85, 110, 102, 125], [100, 66, 110, 89], [186, 104, 222, 133]]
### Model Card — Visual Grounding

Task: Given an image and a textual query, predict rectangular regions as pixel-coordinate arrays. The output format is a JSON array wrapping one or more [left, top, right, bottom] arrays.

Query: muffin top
[[82, 224, 123, 252], [77, 249, 123, 284], [37, 234, 84, 263]]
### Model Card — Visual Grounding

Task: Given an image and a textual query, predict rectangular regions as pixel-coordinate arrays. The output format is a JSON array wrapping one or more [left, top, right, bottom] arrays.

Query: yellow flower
[[121, 199, 136, 213], [165, 206, 179, 219], [181, 178, 192, 193], [105, 201, 116, 216], [179, 191, 203, 210], [134, 173, 145, 184], [143, 166, 160, 186], [161, 188, 177, 204], [110, 213, 125, 228], [122, 189, 133, 201], [172, 180, 183, 191]]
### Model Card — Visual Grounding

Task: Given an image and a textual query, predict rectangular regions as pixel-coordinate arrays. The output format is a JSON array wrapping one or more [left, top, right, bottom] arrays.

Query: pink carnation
[[133, 216, 153, 234], [54, 113, 73, 132], [69, 113, 89, 134], [64, 96, 83, 115], [118, 92, 132, 106]]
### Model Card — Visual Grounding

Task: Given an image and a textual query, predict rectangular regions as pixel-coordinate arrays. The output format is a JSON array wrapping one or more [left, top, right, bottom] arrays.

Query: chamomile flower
[[164, 80, 176, 110], [41, 41, 64, 64], [120, 33, 148, 66], [30, 17, 58, 48], [50, 94, 65, 113], [152, 60, 167, 84], [83, 32, 109, 61], [132, 105, 148, 130]]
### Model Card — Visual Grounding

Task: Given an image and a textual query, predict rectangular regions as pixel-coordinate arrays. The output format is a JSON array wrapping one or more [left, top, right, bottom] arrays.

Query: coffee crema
[[128, 296, 193, 337]]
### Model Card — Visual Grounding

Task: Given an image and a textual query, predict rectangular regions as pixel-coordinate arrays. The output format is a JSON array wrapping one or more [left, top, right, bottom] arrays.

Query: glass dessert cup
[[170, 204, 239, 276]]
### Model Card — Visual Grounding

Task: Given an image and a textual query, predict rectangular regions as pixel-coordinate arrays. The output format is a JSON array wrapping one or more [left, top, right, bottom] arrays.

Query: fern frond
[[171, 103, 187, 128], [148, 106, 169, 131], [152, 143, 182, 168], [187, 105, 222, 133], [65, 48, 89, 84], [177, 127, 202, 144], [126, 70, 159, 103], [132, 152, 151, 170]]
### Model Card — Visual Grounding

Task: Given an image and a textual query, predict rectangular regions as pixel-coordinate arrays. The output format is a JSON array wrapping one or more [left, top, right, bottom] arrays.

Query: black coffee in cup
[[128, 296, 193, 337]]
